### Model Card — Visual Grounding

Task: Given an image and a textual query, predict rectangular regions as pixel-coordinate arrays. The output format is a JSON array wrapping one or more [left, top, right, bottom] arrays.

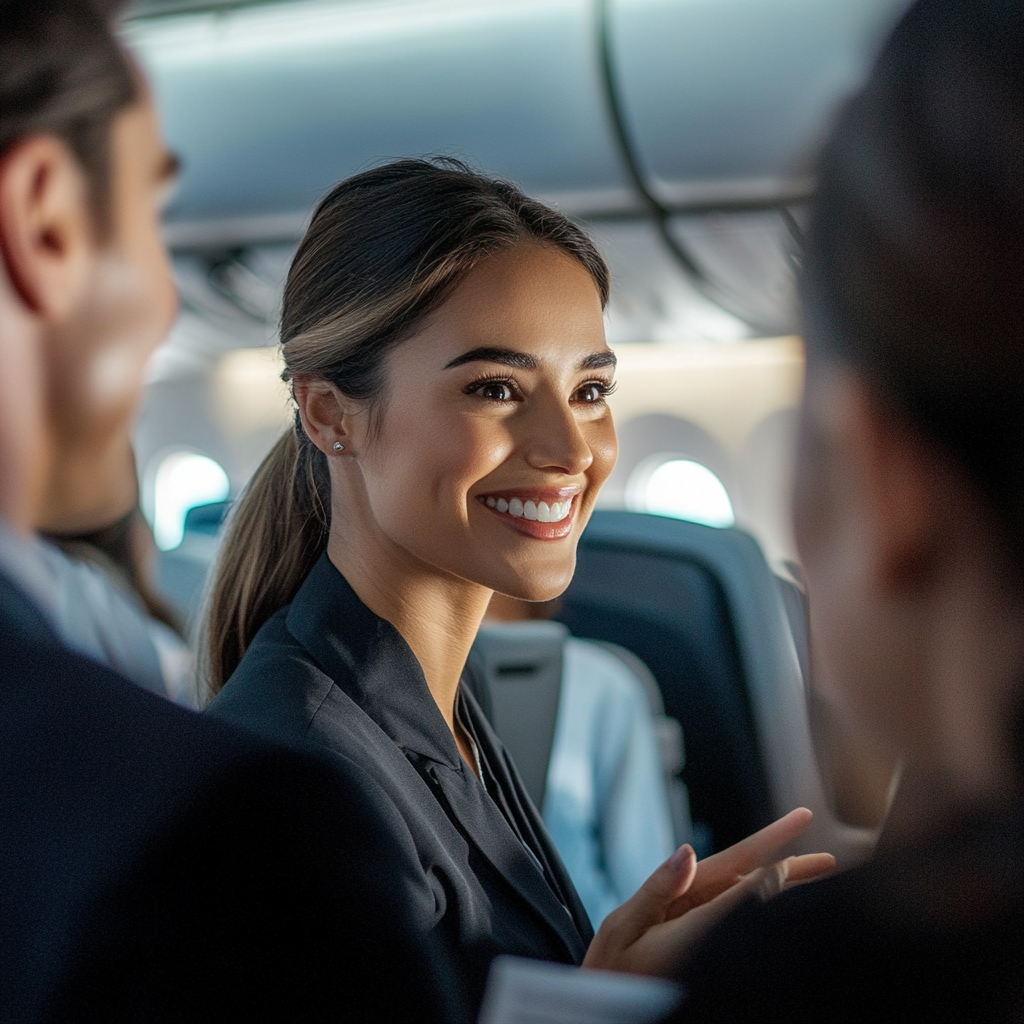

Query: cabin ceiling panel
[[608, 0, 907, 204], [128, 0, 629, 227]]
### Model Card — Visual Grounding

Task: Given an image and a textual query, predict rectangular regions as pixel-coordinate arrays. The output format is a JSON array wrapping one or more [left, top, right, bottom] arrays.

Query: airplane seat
[[556, 509, 875, 864], [465, 622, 566, 811]]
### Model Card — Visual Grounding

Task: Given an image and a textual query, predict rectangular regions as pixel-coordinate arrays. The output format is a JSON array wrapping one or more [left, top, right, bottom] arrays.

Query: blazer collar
[[285, 552, 461, 769]]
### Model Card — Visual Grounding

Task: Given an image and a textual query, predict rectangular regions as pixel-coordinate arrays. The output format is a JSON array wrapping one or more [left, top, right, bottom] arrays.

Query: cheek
[[367, 400, 511, 532]]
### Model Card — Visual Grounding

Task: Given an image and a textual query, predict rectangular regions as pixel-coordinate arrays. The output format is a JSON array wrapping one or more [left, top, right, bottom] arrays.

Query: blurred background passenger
[[483, 591, 681, 928], [667, 0, 1024, 1018]]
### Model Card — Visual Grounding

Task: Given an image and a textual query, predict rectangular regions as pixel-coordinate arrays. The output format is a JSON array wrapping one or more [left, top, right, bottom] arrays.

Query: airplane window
[[625, 456, 735, 529], [148, 451, 230, 550]]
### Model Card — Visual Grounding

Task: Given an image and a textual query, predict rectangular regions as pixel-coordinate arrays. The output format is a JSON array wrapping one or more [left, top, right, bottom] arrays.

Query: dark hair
[[0, 0, 137, 228], [204, 158, 610, 695], [802, 0, 1024, 552]]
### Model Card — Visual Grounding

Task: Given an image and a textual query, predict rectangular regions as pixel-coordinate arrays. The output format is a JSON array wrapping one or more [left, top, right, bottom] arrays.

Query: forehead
[[408, 243, 608, 364]]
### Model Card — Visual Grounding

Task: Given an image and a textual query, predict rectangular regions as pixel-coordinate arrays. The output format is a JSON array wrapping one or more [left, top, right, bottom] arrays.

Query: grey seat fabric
[[467, 623, 566, 810], [556, 510, 875, 864]]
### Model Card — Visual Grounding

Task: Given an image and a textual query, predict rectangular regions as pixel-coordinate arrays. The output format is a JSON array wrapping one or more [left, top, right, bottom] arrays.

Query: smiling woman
[[203, 157, 831, 1013]]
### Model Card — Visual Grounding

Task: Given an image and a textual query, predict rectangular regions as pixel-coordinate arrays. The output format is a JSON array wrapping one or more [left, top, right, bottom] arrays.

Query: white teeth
[[486, 495, 574, 521]]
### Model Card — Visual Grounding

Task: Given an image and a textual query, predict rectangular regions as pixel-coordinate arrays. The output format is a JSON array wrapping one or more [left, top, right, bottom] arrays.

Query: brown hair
[[204, 158, 610, 695], [0, 0, 138, 229]]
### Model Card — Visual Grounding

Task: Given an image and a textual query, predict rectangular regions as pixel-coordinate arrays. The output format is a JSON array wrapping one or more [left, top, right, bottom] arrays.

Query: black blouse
[[209, 553, 593, 1010]]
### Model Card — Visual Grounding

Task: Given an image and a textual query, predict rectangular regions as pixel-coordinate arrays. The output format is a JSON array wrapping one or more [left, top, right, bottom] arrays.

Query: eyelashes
[[583, 379, 618, 399], [462, 374, 617, 403]]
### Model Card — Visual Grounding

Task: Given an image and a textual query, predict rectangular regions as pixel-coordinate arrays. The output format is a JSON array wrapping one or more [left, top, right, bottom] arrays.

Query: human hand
[[582, 808, 835, 978]]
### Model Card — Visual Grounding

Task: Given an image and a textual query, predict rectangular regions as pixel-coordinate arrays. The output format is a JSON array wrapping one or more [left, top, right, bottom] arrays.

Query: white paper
[[478, 956, 682, 1024]]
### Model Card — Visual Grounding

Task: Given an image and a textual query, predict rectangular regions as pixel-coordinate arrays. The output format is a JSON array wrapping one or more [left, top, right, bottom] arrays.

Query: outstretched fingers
[[696, 809, 814, 885], [665, 808, 821, 917]]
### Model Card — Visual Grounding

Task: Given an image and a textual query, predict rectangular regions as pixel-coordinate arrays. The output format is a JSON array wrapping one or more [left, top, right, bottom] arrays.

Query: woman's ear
[[292, 377, 351, 455]]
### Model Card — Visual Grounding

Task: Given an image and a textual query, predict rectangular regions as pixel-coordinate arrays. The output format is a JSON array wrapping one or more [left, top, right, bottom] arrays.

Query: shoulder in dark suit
[[210, 553, 593, 1012], [0, 569, 461, 1024]]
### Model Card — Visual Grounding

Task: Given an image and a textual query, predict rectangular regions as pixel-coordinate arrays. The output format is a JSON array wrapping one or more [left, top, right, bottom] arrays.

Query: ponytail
[[203, 157, 609, 697], [203, 416, 330, 696]]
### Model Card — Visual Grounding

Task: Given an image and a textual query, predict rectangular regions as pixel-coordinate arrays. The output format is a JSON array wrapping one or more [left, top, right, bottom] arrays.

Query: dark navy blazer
[[0, 566, 455, 1024], [210, 552, 594, 1008]]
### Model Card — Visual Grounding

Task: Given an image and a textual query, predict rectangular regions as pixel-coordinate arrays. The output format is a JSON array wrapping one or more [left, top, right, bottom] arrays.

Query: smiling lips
[[477, 489, 580, 540]]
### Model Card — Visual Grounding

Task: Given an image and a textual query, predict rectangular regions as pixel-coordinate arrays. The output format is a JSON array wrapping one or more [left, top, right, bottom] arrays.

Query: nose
[[522, 391, 593, 477]]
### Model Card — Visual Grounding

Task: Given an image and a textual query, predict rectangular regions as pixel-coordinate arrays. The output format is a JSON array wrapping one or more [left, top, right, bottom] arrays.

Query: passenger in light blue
[[545, 637, 676, 926]]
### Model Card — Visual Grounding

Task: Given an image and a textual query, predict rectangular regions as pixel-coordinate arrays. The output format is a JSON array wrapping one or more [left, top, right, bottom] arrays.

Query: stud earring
[[333, 441, 345, 452]]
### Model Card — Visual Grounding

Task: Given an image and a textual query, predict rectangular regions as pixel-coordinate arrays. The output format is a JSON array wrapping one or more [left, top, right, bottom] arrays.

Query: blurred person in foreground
[[0, 2, 455, 1021], [666, 0, 1024, 1019]]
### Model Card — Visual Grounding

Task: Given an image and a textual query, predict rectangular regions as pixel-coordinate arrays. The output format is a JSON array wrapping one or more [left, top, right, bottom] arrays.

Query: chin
[[38, 478, 137, 536], [486, 562, 575, 603]]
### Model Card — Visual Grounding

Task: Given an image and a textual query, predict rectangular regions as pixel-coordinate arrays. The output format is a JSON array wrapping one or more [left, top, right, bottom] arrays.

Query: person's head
[[793, 0, 1024, 791], [0, 0, 178, 536], [207, 158, 614, 692]]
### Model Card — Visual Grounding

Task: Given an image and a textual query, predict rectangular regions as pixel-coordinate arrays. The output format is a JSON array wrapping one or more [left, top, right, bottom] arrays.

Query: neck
[[326, 519, 492, 734]]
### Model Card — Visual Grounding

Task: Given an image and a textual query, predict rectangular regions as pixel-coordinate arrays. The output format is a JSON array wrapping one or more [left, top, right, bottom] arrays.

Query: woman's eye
[[473, 381, 514, 402], [575, 381, 613, 403]]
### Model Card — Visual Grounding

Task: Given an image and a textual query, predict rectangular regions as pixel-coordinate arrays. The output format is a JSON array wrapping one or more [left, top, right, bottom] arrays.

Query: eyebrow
[[443, 346, 617, 372], [444, 347, 536, 370], [579, 351, 617, 370]]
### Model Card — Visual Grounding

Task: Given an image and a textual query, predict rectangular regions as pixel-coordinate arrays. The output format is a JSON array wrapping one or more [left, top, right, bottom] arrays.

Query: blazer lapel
[[428, 763, 589, 963]]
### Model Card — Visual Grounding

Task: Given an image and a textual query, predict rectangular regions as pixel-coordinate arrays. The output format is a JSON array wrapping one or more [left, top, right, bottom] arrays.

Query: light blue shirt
[[3, 528, 197, 707], [542, 638, 676, 928]]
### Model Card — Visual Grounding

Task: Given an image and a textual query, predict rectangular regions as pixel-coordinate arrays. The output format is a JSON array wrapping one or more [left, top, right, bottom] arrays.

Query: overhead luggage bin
[[127, 0, 908, 247]]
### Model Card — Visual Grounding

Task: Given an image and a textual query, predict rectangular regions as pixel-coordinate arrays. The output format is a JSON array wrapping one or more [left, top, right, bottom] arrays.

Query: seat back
[[557, 510, 874, 864], [468, 622, 566, 810]]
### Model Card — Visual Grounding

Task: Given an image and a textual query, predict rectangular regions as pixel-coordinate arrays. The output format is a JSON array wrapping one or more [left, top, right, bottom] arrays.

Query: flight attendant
[[205, 158, 832, 1010]]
